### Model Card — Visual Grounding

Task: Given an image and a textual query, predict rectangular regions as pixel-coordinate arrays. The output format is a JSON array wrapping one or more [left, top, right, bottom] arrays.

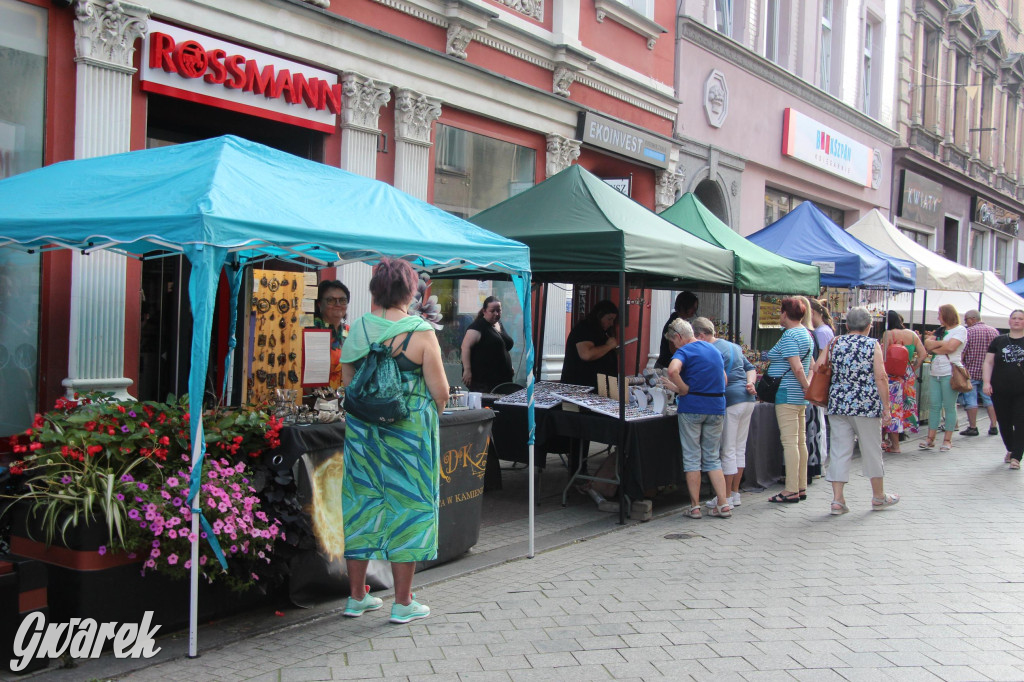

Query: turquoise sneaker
[[389, 599, 430, 624], [343, 588, 384, 617]]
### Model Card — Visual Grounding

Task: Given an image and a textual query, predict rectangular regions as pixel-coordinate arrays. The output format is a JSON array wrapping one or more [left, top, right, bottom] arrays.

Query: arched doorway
[[694, 179, 729, 225]]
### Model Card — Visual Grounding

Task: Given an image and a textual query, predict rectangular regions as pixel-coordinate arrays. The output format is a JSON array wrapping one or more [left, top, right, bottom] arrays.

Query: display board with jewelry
[[247, 268, 313, 405]]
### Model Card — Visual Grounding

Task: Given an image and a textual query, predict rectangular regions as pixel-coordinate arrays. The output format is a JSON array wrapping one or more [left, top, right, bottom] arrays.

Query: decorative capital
[[497, 0, 543, 20], [545, 134, 581, 177], [447, 24, 474, 59], [395, 89, 443, 144], [74, 0, 150, 71], [655, 168, 685, 212], [341, 73, 392, 131], [300, 0, 330, 6], [553, 66, 576, 97]]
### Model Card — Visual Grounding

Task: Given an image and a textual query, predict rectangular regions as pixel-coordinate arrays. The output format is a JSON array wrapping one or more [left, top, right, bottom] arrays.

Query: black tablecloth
[[264, 410, 494, 605], [486, 400, 786, 494]]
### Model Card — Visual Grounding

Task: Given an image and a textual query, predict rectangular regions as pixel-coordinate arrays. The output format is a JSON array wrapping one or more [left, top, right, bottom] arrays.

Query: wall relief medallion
[[703, 69, 729, 128]]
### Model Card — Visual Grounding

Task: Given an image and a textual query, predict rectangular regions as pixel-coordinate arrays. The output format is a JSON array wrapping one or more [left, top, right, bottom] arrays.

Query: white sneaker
[[704, 496, 718, 509], [730, 492, 742, 507]]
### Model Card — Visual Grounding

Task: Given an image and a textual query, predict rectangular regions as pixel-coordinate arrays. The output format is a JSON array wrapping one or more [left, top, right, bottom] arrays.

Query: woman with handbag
[[982, 309, 1024, 469], [920, 304, 967, 452], [881, 311, 925, 454], [762, 297, 813, 504], [825, 307, 898, 514], [339, 257, 450, 624]]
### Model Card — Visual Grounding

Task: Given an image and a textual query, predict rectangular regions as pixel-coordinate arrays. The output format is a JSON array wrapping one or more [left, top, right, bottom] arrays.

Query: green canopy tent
[[659, 192, 821, 341], [471, 165, 735, 522]]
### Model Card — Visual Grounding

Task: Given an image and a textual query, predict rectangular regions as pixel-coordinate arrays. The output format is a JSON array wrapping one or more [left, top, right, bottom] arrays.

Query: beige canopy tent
[[847, 209, 985, 292], [889, 270, 1024, 326]]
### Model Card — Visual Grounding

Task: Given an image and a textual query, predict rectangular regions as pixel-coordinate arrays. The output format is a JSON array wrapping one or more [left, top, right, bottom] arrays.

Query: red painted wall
[[329, 0, 446, 52], [571, 83, 673, 137], [465, 41, 551, 92], [37, 0, 77, 415], [577, 147, 655, 209], [578, 0, 675, 86]]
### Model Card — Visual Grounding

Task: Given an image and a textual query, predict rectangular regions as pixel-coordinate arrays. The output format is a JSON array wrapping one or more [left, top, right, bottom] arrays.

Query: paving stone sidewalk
[[105, 418, 1024, 682]]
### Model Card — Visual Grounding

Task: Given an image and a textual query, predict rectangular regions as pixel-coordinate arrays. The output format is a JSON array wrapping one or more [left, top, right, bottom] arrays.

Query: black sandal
[[799, 489, 807, 500], [768, 492, 800, 503]]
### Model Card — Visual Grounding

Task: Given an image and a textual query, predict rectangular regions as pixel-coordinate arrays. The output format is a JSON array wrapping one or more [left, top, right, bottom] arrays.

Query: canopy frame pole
[[533, 282, 548, 380], [634, 280, 646, 376], [728, 287, 736, 343], [978, 291, 983, 311], [618, 271, 628, 526], [922, 290, 928, 330], [751, 294, 760, 350]]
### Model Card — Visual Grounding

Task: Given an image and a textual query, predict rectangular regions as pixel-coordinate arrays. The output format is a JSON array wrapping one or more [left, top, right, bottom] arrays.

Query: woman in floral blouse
[[825, 307, 899, 514]]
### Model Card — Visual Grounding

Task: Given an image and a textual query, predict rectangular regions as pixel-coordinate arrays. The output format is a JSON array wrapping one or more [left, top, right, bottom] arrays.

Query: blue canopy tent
[[748, 201, 917, 291], [0, 135, 535, 655], [1009, 278, 1024, 296]]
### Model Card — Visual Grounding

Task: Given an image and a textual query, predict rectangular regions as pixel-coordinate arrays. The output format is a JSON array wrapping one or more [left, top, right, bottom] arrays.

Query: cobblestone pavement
[[112, 417, 1024, 682]]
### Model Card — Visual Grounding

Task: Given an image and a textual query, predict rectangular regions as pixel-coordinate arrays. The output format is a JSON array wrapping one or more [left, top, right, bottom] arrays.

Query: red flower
[[85, 421, 97, 431], [28, 442, 42, 451], [159, 436, 170, 446], [87, 445, 103, 456], [107, 428, 115, 436], [9, 462, 24, 475], [32, 414, 44, 428]]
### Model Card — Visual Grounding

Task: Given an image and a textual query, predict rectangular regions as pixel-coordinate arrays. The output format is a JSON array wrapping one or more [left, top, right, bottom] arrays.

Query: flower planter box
[[10, 505, 272, 632]]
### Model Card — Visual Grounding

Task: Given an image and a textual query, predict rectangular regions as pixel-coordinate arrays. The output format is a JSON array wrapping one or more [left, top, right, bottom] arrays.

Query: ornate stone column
[[394, 89, 442, 201], [64, 0, 149, 399], [339, 73, 391, 179], [545, 134, 580, 178], [655, 168, 685, 213]]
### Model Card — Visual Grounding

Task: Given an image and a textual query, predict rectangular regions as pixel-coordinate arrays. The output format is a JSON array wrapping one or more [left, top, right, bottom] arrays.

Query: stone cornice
[[678, 18, 898, 146]]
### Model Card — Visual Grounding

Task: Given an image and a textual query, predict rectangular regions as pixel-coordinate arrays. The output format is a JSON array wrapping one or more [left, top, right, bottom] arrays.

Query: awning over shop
[[847, 209, 985, 292], [659, 193, 820, 295], [890, 270, 1024, 326], [747, 201, 917, 291], [469, 165, 735, 287]]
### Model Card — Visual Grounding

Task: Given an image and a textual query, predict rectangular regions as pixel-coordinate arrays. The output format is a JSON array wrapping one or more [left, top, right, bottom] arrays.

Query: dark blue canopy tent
[[747, 201, 916, 291], [1009, 278, 1024, 296]]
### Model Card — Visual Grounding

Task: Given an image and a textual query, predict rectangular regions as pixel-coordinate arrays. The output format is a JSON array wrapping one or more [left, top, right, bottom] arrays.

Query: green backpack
[[342, 321, 410, 424]]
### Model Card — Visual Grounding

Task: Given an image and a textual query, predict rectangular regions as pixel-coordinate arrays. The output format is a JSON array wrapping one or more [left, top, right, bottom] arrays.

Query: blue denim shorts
[[963, 379, 992, 408], [677, 412, 725, 473]]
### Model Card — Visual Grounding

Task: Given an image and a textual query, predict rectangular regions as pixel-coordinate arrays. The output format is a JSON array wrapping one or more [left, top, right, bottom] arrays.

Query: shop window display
[[0, 0, 45, 436], [432, 125, 535, 386]]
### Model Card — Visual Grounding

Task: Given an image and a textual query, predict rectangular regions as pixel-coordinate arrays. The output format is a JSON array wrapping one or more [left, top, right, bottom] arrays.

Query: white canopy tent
[[888, 270, 1024, 326], [848, 209, 986, 292]]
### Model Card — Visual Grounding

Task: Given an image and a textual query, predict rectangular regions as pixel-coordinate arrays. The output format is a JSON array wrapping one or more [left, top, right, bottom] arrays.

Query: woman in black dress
[[460, 296, 514, 392], [561, 300, 619, 390]]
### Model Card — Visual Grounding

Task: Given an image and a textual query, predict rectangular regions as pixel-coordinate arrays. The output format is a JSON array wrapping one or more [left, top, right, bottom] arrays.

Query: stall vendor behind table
[[560, 300, 619, 390], [313, 280, 350, 390], [461, 296, 514, 392]]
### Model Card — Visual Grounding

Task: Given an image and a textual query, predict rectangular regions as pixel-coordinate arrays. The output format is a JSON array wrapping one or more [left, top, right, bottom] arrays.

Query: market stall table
[[263, 409, 493, 605]]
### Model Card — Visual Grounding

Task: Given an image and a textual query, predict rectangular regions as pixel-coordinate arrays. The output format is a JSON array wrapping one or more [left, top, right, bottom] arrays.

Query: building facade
[[0, 0, 686, 436], [895, 0, 1024, 282], [646, 0, 899, 354]]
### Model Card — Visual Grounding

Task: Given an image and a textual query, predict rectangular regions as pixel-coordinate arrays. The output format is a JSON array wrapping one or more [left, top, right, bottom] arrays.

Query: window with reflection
[[0, 0, 45, 436]]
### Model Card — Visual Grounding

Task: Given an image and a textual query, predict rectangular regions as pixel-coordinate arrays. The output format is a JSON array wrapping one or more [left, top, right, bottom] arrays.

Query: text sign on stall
[[781, 108, 874, 187], [140, 21, 339, 133]]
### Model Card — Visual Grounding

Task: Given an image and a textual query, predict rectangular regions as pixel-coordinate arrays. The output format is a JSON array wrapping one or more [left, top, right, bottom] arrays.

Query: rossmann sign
[[781, 108, 873, 187], [140, 22, 339, 132]]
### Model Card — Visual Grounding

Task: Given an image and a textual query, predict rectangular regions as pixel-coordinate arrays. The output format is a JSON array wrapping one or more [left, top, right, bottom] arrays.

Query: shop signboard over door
[[781, 108, 874, 187], [898, 170, 943, 227], [577, 112, 669, 169], [140, 21, 339, 133]]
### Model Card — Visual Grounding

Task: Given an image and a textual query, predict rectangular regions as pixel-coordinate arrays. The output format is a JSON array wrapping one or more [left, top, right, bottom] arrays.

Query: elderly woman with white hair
[[825, 306, 899, 514]]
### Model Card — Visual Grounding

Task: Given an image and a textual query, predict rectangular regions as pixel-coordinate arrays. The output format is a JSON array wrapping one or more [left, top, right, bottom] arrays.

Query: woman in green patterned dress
[[339, 257, 450, 624]]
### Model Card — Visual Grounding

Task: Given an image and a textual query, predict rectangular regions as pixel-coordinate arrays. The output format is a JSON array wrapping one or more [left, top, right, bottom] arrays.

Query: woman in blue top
[[692, 317, 756, 511], [765, 297, 813, 504]]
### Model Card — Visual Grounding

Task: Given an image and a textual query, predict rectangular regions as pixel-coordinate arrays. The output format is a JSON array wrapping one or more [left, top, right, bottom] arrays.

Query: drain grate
[[663, 532, 701, 540]]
